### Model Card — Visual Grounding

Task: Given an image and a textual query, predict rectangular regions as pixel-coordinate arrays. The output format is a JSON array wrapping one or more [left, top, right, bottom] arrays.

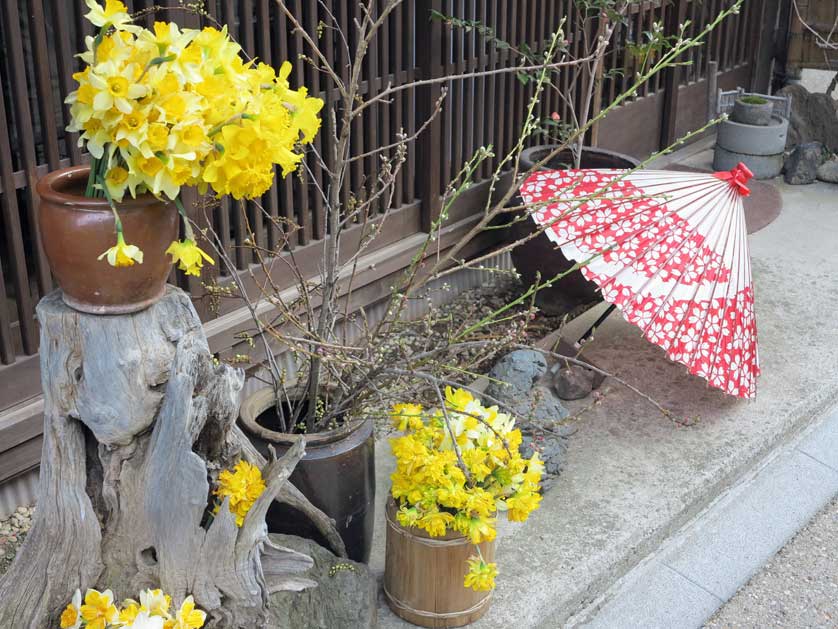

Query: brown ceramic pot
[[37, 165, 178, 314]]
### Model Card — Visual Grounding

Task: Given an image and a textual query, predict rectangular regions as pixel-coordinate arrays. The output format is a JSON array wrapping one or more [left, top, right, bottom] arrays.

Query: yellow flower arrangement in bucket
[[66, 0, 324, 272], [384, 387, 543, 625]]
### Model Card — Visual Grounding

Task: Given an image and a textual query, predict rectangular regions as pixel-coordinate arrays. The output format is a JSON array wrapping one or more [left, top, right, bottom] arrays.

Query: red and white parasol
[[519, 163, 759, 398]]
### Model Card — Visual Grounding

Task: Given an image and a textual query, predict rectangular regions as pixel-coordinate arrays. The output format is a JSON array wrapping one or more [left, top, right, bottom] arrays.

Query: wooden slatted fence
[[0, 0, 765, 482]]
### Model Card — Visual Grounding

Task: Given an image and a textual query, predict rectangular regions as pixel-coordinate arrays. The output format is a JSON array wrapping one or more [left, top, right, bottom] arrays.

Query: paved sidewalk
[[570, 407, 838, 628], [704, 497, 838, 629]]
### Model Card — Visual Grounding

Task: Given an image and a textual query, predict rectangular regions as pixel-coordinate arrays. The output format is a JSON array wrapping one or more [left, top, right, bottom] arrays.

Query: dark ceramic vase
[[238, 387, 376, 563], [37, 165, 178, 314], [509, 146, 640, 316]]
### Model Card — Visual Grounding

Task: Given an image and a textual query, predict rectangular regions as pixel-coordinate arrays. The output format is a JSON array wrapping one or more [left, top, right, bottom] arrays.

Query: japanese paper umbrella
[[518, 163, 759, 399]]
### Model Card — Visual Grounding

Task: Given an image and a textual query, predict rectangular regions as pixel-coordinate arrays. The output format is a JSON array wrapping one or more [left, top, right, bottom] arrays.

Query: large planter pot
[[37, 165, 178, 314], [731, 97, 774, 126], [383, 500, 495, 628], [713, 115, 789, 179], [510, 146, 640, 316], [238, 387, 376, 563]]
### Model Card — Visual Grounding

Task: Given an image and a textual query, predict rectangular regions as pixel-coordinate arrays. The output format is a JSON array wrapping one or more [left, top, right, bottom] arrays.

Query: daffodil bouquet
[[67, 0, 323, 273], [59, 587, 205, 629], [389, 387, 544, 591]]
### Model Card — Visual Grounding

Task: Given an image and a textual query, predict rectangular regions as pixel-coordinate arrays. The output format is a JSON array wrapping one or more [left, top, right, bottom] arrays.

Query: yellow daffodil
[[139, 588, 172, 617], [68, 5, 324, 280], [165, 596, 206, 629], [444, 386, 474, 412], [104, 165, 130, 200], [87, 62, 148, 115], [463, 557, 498, 592], [80, 588, 119, 629], [418, 510, 454, 537], [98, 232, 144, 267], [165, 239, 214, 277], [390, 403, 424, 431], [505, 490, 542, 522], [117, 599, 142, 625], [61, 587, 203, 629], [84, 0, 140, 33], [129, 610, 167, 629], [59, 589, 83, 629], [214, 460, 266, 526]]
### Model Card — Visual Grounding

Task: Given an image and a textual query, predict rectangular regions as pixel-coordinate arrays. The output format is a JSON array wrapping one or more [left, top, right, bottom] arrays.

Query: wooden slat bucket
[[383, 500, 494, 627]]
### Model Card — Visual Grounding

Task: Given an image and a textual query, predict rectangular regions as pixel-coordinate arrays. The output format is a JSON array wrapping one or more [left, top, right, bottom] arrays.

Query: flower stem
[[85, 157, 99, 198], [174, 196, 196, 241], [98, 174, 123, 235]]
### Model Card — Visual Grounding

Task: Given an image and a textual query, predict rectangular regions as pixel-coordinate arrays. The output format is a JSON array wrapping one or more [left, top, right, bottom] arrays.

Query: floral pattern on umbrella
[[519, 166, 759, 398]]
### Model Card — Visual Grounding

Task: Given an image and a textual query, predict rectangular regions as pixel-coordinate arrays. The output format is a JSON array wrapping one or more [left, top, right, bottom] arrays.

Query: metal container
[[37, 166, 178, 314], [238, 387, 376, 563], [508, 146, 640, 316]]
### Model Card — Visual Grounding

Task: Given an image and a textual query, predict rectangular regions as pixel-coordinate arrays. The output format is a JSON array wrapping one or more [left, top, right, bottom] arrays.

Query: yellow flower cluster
[[67, 0, 323, 203], [213, 460, 266, 527], [463, 556, 499, 591], [59, 587, 205, 629], [389, 387, 544, 591]]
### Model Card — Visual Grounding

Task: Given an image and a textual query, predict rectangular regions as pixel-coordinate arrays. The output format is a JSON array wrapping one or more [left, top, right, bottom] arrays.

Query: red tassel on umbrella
[[519, 163, 759, 399]]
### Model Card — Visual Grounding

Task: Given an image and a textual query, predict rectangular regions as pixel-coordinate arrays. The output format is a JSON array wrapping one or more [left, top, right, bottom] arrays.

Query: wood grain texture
[[383, 500, 494, 628], [0, 287, 346, 628]]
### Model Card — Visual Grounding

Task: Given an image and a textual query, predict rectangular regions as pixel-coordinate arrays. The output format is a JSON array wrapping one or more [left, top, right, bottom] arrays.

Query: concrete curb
[[569, 407, 838, 629]]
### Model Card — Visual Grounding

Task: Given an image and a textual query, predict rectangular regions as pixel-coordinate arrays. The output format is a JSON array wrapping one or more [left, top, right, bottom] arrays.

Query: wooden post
[[750, 0, 781, 93], [707, 60, 719, 122], [660, 0, 690, 150], [416, 0, 444, 232], [0, 288, 345, 628]]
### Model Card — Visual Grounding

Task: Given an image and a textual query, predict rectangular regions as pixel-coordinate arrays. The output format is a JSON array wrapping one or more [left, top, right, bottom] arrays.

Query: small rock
[[484, 349, 548, 400], [268, 534, 377, 629], [817, 158, 838, 183], [552, 365, 595, 400], [529, 386, 570, 422], [784, 142, 824, 185]]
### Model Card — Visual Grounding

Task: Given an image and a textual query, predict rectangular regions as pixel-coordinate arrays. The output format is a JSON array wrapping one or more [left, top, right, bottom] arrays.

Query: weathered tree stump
[[0, 287, 345, 628]]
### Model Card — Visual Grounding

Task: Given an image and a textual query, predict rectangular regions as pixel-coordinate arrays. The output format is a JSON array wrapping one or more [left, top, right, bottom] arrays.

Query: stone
[[777, 84, 838, 152], [553, 365, 595, 400], [816, 158, 838, 184], [269, 534, 377, 629], [784, 142, 824, 185], [521, 432, 567, 478], [529, 385, 570, 422], [484, 349, 548, 400]]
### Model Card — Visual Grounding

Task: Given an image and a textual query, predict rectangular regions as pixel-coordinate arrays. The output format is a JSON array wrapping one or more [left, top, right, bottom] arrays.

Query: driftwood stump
[[0, 287, 345, 628]]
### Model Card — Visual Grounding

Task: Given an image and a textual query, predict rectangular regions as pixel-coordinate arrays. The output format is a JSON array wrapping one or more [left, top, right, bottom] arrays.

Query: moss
[[739, 95, 769, 105]]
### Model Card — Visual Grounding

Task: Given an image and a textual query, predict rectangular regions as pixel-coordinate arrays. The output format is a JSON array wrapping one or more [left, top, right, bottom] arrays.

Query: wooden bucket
[[383, 500, 494, 627]]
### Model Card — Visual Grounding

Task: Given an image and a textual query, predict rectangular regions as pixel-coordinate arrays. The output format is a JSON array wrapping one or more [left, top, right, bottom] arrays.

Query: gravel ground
[[0, 506, 34, 577], [704, 496, 838, 629]]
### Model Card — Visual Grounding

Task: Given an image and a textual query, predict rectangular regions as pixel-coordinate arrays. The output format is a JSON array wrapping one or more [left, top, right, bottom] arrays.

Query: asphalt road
[[704, 496, 838, 629]]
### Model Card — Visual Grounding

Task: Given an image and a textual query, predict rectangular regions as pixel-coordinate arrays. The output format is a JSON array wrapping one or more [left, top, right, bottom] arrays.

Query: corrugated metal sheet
[[0, 251, 513, 515], [0, 468, 38, 520]]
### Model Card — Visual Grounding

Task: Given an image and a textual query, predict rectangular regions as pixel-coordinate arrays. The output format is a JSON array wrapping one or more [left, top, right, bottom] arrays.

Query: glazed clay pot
[[238, 387, 376, 563], [37, 165, 178, 314], [509, 146, 640, 316]]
